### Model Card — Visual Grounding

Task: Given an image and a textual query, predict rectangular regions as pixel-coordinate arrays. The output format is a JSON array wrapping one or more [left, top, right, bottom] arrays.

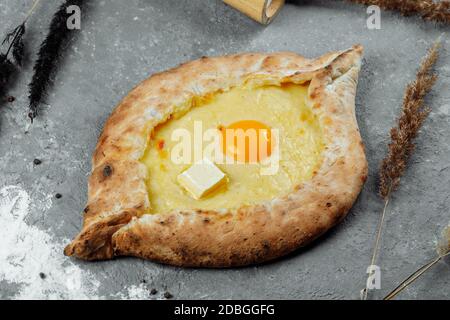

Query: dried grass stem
[[362, 41, 440, 300], [384, 252, 450, 300]]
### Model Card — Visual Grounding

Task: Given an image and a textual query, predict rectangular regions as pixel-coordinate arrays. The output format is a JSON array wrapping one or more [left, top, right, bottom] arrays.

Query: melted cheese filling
[[141, 83, 324, 214]]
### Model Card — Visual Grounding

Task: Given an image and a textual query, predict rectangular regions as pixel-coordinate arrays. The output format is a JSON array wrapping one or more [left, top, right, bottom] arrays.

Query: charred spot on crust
[[230, 252, 244, 262], [103, 165, 113, 178], [359, 140, 365, 148], [84, 206, 90, 213], [326, 202, 332, 208], [309, 90, 318, 100], [97, 135, 109, 149]]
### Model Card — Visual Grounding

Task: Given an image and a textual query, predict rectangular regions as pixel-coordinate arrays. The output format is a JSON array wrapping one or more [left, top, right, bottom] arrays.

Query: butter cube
[[177, 159, 227, 199]]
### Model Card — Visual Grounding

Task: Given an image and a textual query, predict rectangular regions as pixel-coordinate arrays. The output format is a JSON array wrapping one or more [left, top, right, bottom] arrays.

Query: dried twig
[[362, 41, 440, 300], [2, 23, 26, 67], [384, 225, 450, 300], [348, 0, 450, 24]]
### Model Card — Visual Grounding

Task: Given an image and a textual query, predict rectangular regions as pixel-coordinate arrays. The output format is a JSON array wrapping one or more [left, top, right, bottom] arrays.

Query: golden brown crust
[[65, 45, 368, 266]]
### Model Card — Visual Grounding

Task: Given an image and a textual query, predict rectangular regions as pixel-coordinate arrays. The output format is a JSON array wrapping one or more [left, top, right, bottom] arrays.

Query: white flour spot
[[118, 283, 152, 300], [0, 185, 151, 300], [0, 185, 102, 299]]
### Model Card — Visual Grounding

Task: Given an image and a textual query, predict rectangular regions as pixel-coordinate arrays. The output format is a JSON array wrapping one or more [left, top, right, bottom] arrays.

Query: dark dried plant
[[2, 23, 26, 67], [0, 0, 42, 97], [348, 0, 450, 23], [362, 41, 440, 300], [0, 55, 16, 97], [28, 0, 86, 122]]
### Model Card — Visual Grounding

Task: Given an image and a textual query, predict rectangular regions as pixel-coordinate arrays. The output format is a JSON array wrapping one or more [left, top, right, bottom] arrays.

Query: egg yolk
[[220, 120, 273, 163]]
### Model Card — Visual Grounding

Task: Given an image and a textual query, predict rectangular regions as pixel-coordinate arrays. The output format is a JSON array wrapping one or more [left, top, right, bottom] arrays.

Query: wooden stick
[[223, 0, 285, 25]]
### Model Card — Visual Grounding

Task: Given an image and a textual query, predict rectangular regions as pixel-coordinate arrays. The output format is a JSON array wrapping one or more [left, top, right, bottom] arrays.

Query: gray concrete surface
[[0, 0, 449, 300]]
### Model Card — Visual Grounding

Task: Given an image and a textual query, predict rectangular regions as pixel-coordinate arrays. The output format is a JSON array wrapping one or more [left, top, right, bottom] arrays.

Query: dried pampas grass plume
[[348, 0, 450, 24], [379, 41, 439, 199], [437, 224, 450, 257], [362, 41, 440, 300]]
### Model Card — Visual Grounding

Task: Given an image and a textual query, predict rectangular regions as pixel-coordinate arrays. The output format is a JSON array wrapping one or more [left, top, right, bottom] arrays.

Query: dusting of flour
[[117, 283, 152, 300], [0, 185, 149, 300]]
